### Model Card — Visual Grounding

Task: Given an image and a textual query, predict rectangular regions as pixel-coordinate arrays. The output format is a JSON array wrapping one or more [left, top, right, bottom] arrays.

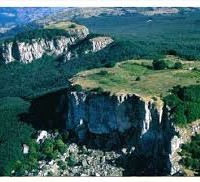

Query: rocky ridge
[[0, 22, 113, 64], [64, 91, 173, 174]]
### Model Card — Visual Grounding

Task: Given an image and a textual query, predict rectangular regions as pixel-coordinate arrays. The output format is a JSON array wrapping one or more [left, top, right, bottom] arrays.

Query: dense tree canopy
[[0, 97, 35, 175], [165, 85, 200, 126]]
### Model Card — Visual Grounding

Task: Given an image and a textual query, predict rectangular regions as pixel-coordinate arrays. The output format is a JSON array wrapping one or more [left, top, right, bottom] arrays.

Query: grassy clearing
[[71, 56, 200, 98], [45, 21, 86, 32]]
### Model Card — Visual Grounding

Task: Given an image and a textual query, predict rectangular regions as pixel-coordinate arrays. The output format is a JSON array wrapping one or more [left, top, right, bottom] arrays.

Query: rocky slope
[[0, 22, 113, 64]]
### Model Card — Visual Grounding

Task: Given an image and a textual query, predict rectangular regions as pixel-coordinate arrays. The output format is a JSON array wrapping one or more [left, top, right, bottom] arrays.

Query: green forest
[[1, 29, 70, 44], [179, 134, 200, 175], [1, 11, 200, 176], [0, 97, 34, 175], [165, 85, 200, 126]]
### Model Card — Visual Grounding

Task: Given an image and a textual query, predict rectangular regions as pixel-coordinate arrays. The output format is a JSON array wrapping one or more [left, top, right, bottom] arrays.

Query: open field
[[45, 21, 86, 32], [71, 56, 200, 98]]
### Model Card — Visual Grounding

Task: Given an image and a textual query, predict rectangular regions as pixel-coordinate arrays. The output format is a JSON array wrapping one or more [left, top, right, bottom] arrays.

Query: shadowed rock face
[[66, 91, 175, 175], [22, 90, 176, 175]]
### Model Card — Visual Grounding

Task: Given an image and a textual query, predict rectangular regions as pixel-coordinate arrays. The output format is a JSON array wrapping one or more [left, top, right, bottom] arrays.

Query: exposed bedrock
[[65, 91, 175, 175], [0, 27, 113, 64], [25, 90, 176, 175]]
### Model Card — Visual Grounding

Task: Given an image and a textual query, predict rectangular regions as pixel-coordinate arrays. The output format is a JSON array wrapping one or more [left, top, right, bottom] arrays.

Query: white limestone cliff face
[[0, 30, 88, 64], [89, 37, 114, 52], [0, 21, 114, 64], [0, 42, 15, 63], [66, 92, 172, 157], [0, 33, 114, 64]]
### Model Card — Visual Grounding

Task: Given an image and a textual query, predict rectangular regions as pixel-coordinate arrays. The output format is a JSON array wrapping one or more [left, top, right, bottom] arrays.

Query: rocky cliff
[[89, 37, 114, 53], [0, 23, 113, 64], [29, 89, 197, 175], [64, 91, 174, 175]]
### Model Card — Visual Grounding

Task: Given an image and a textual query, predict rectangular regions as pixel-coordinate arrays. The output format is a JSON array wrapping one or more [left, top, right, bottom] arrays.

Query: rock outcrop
[[30, 89, 200, 175], [0, 23, 113, 64], [64, 91, 174, 175], [0, 36, 79, 64], [89, 37, 114, 52]]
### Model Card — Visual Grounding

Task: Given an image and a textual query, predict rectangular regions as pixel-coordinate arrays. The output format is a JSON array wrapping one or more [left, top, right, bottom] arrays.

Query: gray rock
[[95, 173, 100, 176], [101, 156, 106, 163], [86, 157, 93, 165], [89, 37, 113, 52], [81, 159, 88, 168], [81, 174, 89, 176]]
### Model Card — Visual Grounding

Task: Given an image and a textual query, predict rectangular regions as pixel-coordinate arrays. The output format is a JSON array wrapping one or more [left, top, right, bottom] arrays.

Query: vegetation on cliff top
[[1, 28, 70, 44], [1, 21, 83, 44], [71, 55, 200, 98]]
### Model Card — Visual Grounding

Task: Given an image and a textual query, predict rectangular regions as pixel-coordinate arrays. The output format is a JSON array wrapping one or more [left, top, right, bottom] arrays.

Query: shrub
[[54, 139, 67, 154], [67, 155, 77, 167], [164, 93, 182, 109], [41, 139, 54, 159], [152, 59, 167, 70], [164, 85, 200, 126], [57, 160, 67, 170], [174, 62, 183, 69], [71, 84, 82, 92], [61, 131, 69, 143], [0, 97, 35, 176], [68, 24, 76, 29], [104, 62, 115, 68], [167, 50, 177, 56], [47, 171, 54, 176], [173, 105, 187, 126], [185, 102, 200, 123], [135, 76, 141, 81], [98, 70, 108, 76], [90, 87, 104, 93], [152, 96, 158, 101]]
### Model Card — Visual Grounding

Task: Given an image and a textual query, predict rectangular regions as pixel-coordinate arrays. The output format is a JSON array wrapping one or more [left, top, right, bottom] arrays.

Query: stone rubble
[[29, 143, 124, 176]]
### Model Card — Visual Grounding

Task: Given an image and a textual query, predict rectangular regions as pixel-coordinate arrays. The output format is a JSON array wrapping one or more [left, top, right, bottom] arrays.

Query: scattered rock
[[82, 159, 88, 168], [101, 156, 106, 163], [121, 148, 127, 155], [81, 174, 88, 176], [48, 160, 54, 165], [95, 173, 100, 176], [68, 143, 79, 154], [23, 144, 29, 154], [36, 130, 48, 143]]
